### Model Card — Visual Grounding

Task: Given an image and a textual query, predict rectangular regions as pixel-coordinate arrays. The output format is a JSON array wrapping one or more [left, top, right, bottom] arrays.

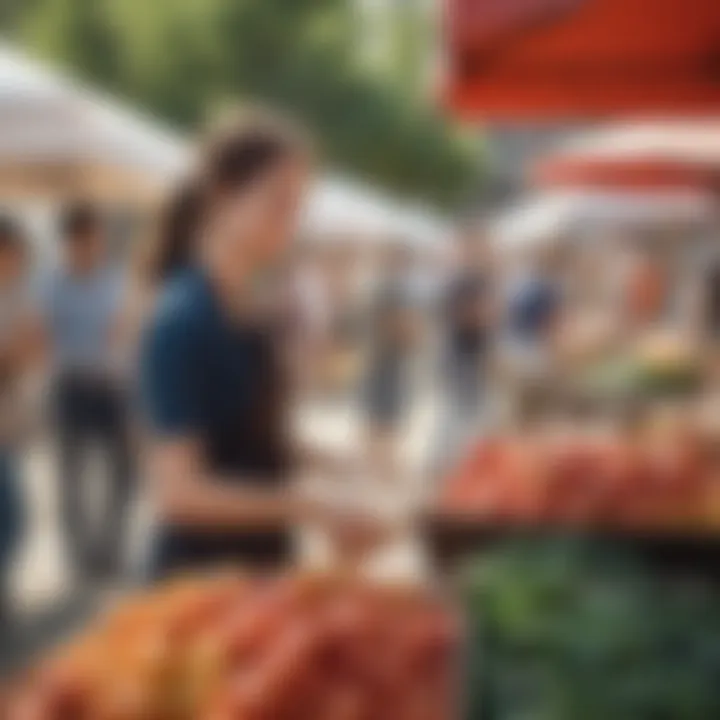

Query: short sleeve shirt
[[140, 269, 287, 479], [40, 265, 124, 374], [508, 275, 560, 342]]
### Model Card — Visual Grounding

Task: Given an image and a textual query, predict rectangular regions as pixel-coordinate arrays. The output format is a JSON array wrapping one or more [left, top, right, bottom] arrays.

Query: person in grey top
[[41, 201, 132, 581]]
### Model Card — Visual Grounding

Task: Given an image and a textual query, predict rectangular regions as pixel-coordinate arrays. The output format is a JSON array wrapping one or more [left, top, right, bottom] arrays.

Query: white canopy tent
[[493, 190, 717, 250], [303, 176, 448, 249], [393, 205, 450, 249], [0, 44, 189, 201], [0, 44, 448, 247], [303, 176, 404, 239]]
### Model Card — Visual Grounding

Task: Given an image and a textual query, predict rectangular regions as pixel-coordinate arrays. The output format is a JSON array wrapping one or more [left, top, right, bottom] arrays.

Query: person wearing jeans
[[0, 453, 22, 620], [41, 202, 132, 581], [53, 372, 132, 578], [431, 224, 495, 479], [0, 217, 37, 622]]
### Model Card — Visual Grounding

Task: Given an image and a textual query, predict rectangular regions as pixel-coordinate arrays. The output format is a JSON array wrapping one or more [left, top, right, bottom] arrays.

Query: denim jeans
[[0, 450, 23, 596], [430, 350, 488, 479], [53, 374, 134, 577]]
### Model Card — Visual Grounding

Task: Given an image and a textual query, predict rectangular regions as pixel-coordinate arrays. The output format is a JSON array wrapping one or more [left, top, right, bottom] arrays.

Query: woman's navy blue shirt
[[140, 269, 290, 576]]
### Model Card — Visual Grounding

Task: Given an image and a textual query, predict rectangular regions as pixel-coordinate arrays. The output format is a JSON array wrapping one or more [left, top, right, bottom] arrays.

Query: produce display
[[464, 539, 720, 719], [578, 333, 701, 399], [440, 426, 720, 531], [6, 572, 459, 720]]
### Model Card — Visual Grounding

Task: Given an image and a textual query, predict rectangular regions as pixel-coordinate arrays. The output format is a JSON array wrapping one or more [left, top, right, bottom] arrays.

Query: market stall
[[527, 124, 720, 406], [491, 190, 715, 419], [425, 4, 720, 715], [426, 185, 720, 573]]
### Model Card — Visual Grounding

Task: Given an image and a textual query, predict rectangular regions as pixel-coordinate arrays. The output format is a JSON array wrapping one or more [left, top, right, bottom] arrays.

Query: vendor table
[[425, 514, 720, 581]]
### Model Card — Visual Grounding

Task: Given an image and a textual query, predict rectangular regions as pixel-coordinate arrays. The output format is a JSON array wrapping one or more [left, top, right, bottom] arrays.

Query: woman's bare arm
[[148, 437, 325, 529], [147, 436, 396, 564]]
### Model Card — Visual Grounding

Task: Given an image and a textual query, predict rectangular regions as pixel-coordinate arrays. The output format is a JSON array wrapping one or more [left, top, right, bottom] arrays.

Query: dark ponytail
[[147, 179, 203, 283], [142, 107, 307, 286]]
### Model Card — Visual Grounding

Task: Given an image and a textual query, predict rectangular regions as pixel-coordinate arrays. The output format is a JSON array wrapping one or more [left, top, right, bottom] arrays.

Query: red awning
[[531, 122, 720, 191], [534, 157, 720, 191], [444, 0, 720, 119]]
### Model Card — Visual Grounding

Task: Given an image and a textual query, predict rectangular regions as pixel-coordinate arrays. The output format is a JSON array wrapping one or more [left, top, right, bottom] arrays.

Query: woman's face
[[209, 155, 309, 278]]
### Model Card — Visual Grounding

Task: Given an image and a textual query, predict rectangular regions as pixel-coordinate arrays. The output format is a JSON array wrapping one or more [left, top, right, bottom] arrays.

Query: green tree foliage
[[6, 0, 478, 208], [463, 538, 720, 719]]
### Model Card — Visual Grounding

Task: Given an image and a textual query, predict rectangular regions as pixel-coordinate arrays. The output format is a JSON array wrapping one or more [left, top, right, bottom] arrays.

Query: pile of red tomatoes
[[441, 428, 720, 532], [7, 572, 460, 720]]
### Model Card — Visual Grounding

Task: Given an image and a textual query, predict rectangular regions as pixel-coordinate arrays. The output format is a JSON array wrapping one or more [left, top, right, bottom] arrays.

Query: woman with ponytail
[[140, 109, 381, 577]]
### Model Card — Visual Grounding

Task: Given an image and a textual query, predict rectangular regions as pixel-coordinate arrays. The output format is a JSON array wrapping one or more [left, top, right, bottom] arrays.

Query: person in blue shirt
[[504, 244, 564, 422], [140, 110, 382, 578], [507, 251, 562, 351]]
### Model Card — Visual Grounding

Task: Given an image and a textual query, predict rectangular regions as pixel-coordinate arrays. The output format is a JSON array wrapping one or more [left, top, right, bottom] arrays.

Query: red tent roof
[[532, 122, 720, 191], [444, 0, 720, 119], [534, 158, 720, 191]]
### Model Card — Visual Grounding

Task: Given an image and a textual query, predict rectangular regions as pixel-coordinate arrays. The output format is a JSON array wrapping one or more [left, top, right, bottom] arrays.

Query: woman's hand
[[297, 442, 368, 482], [301, 478, 400, 566], [323, 509, 394, 565]]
